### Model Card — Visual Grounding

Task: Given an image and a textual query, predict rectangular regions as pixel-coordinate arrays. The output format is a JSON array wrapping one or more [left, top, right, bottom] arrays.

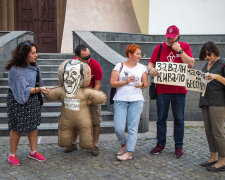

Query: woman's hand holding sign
[[205, 73, 219, 81]]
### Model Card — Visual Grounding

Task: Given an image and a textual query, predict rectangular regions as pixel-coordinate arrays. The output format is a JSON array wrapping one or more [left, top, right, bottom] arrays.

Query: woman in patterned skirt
[[5, 41, 50, 166]]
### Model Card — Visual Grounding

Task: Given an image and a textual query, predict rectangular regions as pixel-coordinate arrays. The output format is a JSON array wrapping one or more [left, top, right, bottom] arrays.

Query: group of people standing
[[5, 25, 225, 172]]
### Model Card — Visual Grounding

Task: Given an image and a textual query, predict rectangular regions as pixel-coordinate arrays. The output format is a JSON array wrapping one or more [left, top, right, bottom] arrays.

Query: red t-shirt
[[150, 42, 193, 94], [72, 57, 102, 88]]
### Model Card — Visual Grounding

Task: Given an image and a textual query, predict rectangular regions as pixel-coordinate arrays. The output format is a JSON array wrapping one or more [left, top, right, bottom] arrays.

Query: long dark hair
[[5, 41, 37, 70]]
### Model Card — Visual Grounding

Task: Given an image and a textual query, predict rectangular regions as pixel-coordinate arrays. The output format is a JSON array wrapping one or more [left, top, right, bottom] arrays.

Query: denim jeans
[[156, 93, 186, 147], [114, 100, 144, 153]]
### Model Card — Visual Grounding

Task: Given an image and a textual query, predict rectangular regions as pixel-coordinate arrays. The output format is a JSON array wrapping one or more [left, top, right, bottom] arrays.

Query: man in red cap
[[147, 25, 195, 158]]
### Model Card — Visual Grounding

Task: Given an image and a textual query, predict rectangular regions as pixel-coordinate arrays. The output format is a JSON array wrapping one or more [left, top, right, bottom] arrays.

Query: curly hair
[[5, 41, 37, 70], [125, 44, 141, 58]]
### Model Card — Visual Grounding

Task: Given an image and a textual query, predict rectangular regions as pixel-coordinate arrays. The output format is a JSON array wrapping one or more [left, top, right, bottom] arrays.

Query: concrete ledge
[[73, 31, 126, 65], [91, 31, 225, 42], [0, 31, 33, 79]]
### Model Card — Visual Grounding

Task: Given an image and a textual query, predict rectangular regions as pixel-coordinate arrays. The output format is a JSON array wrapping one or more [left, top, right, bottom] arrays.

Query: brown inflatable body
[[44, 59, 107, 149]]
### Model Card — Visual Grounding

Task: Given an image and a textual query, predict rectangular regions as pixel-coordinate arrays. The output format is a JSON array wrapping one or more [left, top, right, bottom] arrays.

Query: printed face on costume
[[63, 60, 84, 97]]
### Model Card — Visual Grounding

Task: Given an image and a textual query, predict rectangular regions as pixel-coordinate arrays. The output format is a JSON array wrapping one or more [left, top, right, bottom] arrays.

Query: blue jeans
[[156, 94, 186, 147], [114, 100, 144, 153]]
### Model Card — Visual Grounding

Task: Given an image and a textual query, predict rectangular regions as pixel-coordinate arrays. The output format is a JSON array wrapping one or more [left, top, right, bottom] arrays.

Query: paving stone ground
[[0, 122, 225, 180]]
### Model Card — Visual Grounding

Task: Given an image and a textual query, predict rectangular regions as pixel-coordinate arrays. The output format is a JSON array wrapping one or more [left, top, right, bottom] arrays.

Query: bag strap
[[36, 68, 40, 87], [157, 44, 162, 62], [151, 44, 162, 83], [114, 63, 124, 88], [119, 62, 123, 73]]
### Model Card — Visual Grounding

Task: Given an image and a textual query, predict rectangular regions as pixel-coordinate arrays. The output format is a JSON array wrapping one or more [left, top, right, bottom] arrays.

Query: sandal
[[207, 165, 225, 172], [117, 153, 132, 161], [117, 144, 127, 156], [200, 160, 217, 167]]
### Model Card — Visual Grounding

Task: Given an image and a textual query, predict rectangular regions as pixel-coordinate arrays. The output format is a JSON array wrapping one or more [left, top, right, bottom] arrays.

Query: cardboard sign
[[186, 69, 208, 92], [154, 62, 188, 86], [64, 98, 80, 111]]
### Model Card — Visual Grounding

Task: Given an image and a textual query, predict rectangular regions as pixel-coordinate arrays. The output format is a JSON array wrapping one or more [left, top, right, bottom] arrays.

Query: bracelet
[[217, 75, 220, 81], [35, 87, 36, 92], [39, 87, 41, 92]]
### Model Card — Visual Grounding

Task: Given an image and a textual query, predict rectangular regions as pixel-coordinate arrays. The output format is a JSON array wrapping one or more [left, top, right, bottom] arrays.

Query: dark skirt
[[7, 89, 41, 134]]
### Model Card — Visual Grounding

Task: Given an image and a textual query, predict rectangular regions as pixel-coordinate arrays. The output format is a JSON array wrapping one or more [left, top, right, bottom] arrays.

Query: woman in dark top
[[199, 41, 225, 172], [5, 41, 50, 166]]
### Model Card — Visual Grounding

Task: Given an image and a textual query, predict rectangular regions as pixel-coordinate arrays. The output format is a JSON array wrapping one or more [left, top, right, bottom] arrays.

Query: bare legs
[[10, 130, 21, 154], [208, 152, 225, 168], [10, 130, 38, 154], [93, 125, 100, 146], [208, 152, 217, 162], [28, 130, 38, 151]]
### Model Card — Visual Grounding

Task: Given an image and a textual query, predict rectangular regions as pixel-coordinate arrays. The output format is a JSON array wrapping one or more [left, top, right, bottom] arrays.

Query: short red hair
[[125, 44, 141, 57]]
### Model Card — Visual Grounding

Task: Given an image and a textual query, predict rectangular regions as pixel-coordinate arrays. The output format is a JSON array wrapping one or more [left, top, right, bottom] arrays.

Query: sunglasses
[[80, 54, 91, 60], [206, 53, 211, 57], [24, 42, 30, 47]]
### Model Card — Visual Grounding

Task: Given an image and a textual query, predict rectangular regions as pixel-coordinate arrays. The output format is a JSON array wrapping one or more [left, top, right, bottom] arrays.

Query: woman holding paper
[[5, 41, 50, 166], [110, 44, 148, 161], [199, 41, 225, 172]]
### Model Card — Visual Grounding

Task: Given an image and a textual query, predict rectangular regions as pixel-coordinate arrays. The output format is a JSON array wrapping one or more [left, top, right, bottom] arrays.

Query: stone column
[[57, 0, 67, 52], [7, 0, 15, 30], [0, 0, 8, 30]]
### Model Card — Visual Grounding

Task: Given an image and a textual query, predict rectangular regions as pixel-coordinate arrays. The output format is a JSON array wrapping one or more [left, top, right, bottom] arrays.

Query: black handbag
[[110, 88, 117, 104], [36, 68, 43, 106], [110, 63, 124, 104], [149, 44, 162, 100], [149, 81, 157, 100]]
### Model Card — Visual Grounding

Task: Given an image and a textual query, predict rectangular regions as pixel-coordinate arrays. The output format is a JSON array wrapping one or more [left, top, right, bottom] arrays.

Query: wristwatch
[[178, 49, 184, 54]]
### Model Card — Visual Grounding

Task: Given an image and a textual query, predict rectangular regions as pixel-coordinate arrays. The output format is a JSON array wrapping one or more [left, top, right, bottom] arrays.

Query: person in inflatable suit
[[44, 59, 107, 151]]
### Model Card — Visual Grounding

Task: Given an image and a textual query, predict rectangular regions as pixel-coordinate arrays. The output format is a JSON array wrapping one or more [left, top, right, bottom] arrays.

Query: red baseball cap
[[165, 25, 179, 38]]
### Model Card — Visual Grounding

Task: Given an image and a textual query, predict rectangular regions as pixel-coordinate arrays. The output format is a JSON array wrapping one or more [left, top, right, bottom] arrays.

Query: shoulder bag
[[149, 44, 162, 100], [110, 63, 124, 104], [36, 68, 44, 106]]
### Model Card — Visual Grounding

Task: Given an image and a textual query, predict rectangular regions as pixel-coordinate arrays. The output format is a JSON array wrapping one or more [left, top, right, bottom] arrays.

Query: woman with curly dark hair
[[199, 41, 225, 172], [5, 41, 50, 166]]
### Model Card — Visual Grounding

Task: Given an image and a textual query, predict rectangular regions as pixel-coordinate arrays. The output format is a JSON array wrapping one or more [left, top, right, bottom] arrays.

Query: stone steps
[[0, 78, 59, 86], [0, 110, 113, 123], [0, 86, 57, 94], [37, 53, 74, 59], [37, 59, 68, 65], [3, 71, 58, 78], [0, 121, 114, 136], [0, 53, 115, 136]]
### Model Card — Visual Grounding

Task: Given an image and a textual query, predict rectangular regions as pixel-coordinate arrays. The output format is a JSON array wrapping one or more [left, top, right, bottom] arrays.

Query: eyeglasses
[[80, 54, 91, 61]]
